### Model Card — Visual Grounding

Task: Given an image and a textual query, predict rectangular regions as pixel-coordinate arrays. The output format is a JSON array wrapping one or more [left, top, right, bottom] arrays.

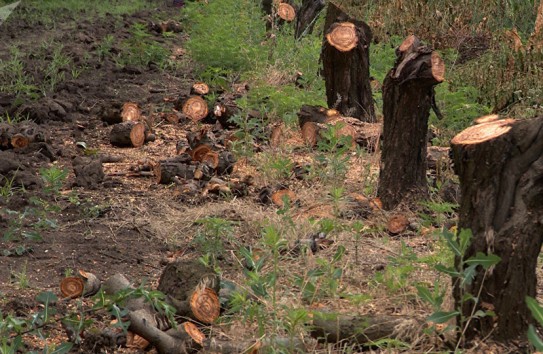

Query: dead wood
[[377, 35, 445, 210], [311, 312, 424, 346], [109, 121, 147, 148], [450, 116, 543, 342], [203, 336, 305, 353], [295, 0, 325, 39]]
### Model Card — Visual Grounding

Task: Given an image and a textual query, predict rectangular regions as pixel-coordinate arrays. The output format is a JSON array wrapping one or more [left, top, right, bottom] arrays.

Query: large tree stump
[[320, 2, 375, 121], [377, 35, 445, 210], [295, 0, 325, 38], [450, 117, 543, 342]]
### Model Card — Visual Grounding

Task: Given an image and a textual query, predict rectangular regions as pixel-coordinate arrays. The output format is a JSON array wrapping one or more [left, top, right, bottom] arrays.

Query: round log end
[[387, 214, 410, 235], [301, 122, 319, 147], [129, 122, 146, 148], [183, 96, 209, 121], [277, 3, 296, 22], [183, 322, 205, 345], [451, 119, 515, 146], [398, 34, 418, 53], [190, 287, 220, 324], [191, 144, 213, 162], [191, 82, 210, 95], [430, 51, 445, 82], [11, 134, 30, 149], [326, 22, 358, 52], [474, 114, 500, 125], [126, 331, 150, 350], [271, 189, 296, 207], [121, 102, 141, 122], [202, 151, 220, 169], [60, 276, 85, 298]]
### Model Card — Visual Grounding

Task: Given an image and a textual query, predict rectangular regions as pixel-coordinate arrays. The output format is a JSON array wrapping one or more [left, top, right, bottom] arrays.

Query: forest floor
[[0, 1, 540, 353]]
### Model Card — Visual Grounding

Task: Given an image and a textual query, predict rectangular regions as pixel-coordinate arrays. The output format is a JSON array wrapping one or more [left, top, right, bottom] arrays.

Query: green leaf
[[442, 229, 461, 257], [416, 286, 435, 306], [332, 245, 346, 263], [427, 311, 460, 324], [50, 342, 74, 354], [36, 291, 58, 305], [458, 228, 472, 254], [465, 252, 501, 269], [528, 324, 543, 351], [462, 264, 478, 286], [526, 296, 543, 325], [435, 264, 461, 277]]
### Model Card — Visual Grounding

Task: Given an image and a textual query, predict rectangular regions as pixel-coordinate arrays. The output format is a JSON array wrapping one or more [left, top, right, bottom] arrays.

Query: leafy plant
[[192, 217, 236, 269], [39, 166, 68, 197]]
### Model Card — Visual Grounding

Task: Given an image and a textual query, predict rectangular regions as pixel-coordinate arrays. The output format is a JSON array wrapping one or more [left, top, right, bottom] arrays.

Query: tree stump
[[295, 0, 325, 39], [450, 117, 543, 342], [182, 96, 209, 122], [320, 2, 375, 121], [377, 35, 445, 210]]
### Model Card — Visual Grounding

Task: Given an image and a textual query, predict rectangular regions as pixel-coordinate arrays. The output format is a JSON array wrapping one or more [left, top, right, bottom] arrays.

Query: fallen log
[[154, 154, 196, 184], [182, 96, 209, 122], [101, 102, 141, 125], [377, 35, 445, 210], [450, 116, 543, 342], [109, 121, 147, 148], [311, 312, 424, 346]]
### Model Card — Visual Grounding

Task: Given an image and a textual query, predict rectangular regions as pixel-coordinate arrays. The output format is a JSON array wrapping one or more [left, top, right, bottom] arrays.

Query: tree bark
[[295, 0, 325, 38], [377, 35, 445, 210], [153, 154, 195, 184], [109, 121, 146, 148], [311, 312, 424, 345], [320, 2, 375, 121], [450, 117, 543, 342]]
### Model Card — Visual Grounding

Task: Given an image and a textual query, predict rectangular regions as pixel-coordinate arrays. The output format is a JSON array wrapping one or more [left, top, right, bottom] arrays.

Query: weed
[[193, 217, 236, 269], [39, 166, 69, 197], [0, 173, 17, 201], [10, 262, 29, 289], [117, 23, 170, 69], [95, 34, 115, 61]]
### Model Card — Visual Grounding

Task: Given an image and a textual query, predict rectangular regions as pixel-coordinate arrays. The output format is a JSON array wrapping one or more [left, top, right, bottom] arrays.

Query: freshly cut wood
[[120, 102, 141, 122], [190, 144, 212, 162], [154, 156, 196, 184], [311, 312, 424, 345], [60, 276, 85, 299], [387, 214, 409, 235], [179, 322, 205, 346], [450, 117, 543, 342], [182, 96, 208, 121], [109, 121, 146, 147], [301, 122, 319, 147], [126, 331, 150, 350], [10, 134, 30, 149], [326, 22, 357, 52], [295, 0, 325, 39], [277, 2, 296, 21], [474, 114, 500, 125], [271, 189, 296, 207], [321, 2, 375, 121], [191, 82, 209, 96], [377, 36, 445, 210], [189, 287, 220, 324], [78, 270, 101, 297]]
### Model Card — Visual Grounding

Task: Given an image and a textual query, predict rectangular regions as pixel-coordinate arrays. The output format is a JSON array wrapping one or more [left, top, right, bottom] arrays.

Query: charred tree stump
[[320, 2, 375, 121], [377, 35, 445, 210], [450, 117, 543, 342], [295, 0, 325, 39], [109, 121, 147, 148]]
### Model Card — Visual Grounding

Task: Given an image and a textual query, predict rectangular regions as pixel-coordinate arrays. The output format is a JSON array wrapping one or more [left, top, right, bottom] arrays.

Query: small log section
[[182, 96, 208, 122], [320, 2, 375, 121], [110, 121, 146, 148], [377, 35, 445, 210], [295, 0, 325, 39], [450, 117, 543, 342]]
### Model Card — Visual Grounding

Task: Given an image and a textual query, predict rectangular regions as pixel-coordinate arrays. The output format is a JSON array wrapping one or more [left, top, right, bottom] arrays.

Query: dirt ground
[[0, 1, 539, 353]]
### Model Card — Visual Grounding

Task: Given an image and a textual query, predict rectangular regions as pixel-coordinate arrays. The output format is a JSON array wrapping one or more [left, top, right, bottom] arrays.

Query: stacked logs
[[102, 102, 155, 148]]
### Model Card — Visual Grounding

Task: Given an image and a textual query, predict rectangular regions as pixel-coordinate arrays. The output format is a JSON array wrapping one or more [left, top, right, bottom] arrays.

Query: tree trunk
[[450, 117, 543, 342], [320, 2, 375, 121], [377, 35, 445, 210], [295, 0, 325, 38]]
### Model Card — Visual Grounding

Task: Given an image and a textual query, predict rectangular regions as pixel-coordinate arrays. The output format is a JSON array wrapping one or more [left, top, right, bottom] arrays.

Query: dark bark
[[109, 121, 146, 148], [295, 0, 325, 39], [377, 35, 445, 210], [320, 2, 375, 121], [450, 117, 543, 342], [154, 155, 195, 184]]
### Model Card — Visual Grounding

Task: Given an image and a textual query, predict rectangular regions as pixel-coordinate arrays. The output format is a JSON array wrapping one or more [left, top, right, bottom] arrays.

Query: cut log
[[109, 121, 146, 147], [271, 189, 297, 207], [377, 35, 445, 210], [277, 2, 296, 21], [120, 102, 141, 122], [182, 96, 209, 121], [78, 270, 101, 297], [166, 287, 221, 324], [154, 155, 196, 184], [311, 312, 424, 346], [60, 276, 84, 299], [191, 82, 210, 96], [386, 214, 410, 235], [450, 117, 543, 342], [213, 100, 240, 129], [474, 114, 500, 125], [295, 0, 325, 39], [321, 2, 375, 121], [10, 133, 30, 149]]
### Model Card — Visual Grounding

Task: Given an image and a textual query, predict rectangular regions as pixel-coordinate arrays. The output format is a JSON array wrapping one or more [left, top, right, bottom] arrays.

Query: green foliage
[[39, 166, 68, 197], [117, 23, 170, 69], [527, 296, 543, 351], [193, 217, 236, 269]]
